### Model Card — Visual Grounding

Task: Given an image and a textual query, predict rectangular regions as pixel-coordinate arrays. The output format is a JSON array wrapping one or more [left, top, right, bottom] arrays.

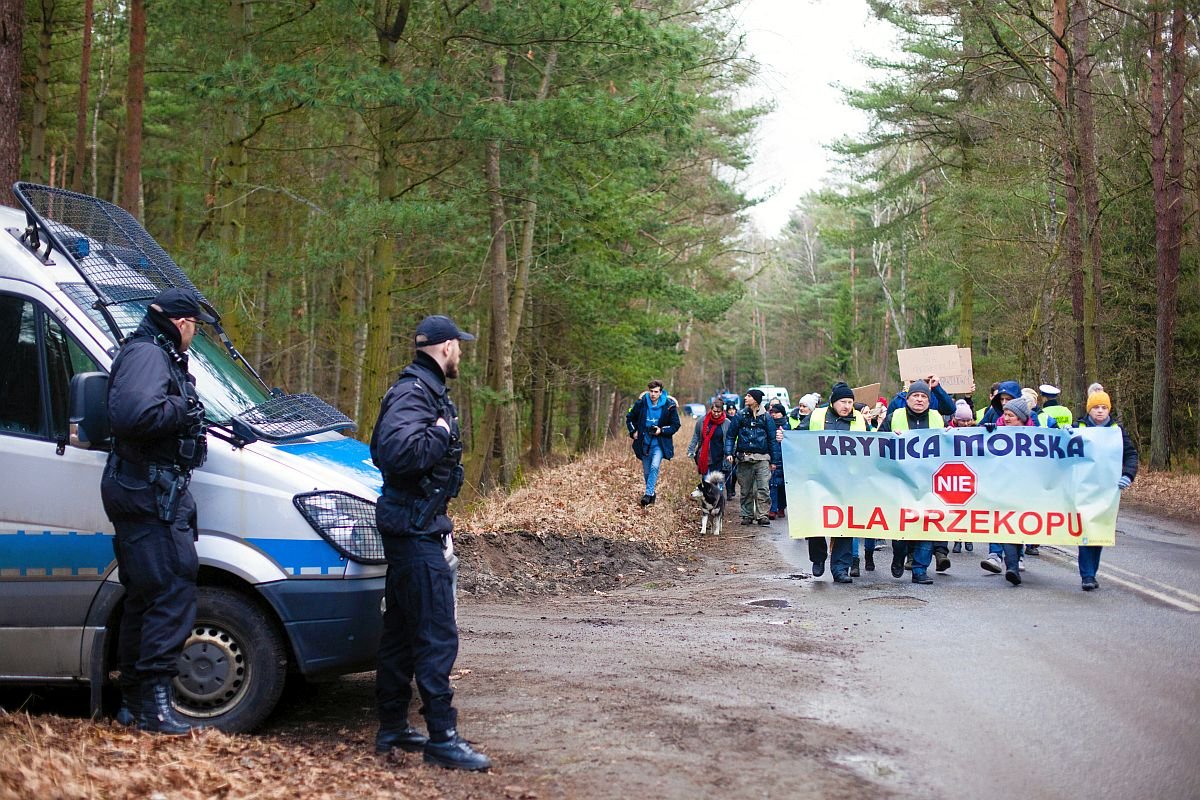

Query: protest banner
[[896, 345, 961, 383], [780, 427, 1122, 546], [853, 383, 881, 406], [939, 348, 974, 395]]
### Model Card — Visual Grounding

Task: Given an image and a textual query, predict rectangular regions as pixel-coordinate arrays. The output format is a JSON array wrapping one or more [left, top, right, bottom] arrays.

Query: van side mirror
[[69, 372, 111, 450]]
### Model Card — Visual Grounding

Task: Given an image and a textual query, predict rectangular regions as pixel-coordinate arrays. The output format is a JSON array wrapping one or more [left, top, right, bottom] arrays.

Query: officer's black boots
[[375, 723, 429, 753], [423, 729, 492, 771], [115, 677, 139, 726], [139, 677, 195, 735]]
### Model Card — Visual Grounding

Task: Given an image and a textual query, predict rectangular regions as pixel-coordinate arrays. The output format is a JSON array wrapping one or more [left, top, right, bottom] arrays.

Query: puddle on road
[[859, 595, 927, 609], [773, 573, 809, 581], [746, 598, 792, 609]]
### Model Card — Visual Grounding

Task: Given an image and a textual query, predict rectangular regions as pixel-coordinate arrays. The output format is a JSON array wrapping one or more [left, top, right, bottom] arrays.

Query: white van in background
[[0, 183, 386, 731], [748, 385, 790, 410]]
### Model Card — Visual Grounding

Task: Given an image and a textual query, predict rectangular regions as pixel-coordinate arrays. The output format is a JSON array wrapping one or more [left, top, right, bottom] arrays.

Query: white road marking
[[1045, 545, 1200, 612]]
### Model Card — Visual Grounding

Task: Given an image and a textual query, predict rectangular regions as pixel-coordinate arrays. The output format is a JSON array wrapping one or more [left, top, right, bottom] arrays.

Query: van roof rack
[[12, 182, 354, 444]]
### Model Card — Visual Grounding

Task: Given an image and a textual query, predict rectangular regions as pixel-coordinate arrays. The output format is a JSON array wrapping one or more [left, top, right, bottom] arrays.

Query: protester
[[978, 395, 1036, 585], [626, 380, 681, 507], [975, 382, 1001, 423], [724, 389, 781, 526], [790, 393, 819, 430], [687, 398, 730, 478], [1076, 390, 1138, 590], [888, 375, 955, 416], [805, 382, 867, 583], [767, 402, 789, 518], [979, 380, 1020, 425], [879, 379, 945, 583]]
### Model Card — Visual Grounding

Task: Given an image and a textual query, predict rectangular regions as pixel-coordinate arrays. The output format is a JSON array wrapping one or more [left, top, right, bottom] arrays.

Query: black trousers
[[102, 462, 199, 679], [376, 534, 459, 734]]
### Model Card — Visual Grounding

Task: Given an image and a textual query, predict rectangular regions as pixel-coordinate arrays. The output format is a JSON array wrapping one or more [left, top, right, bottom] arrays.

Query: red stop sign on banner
[[933, 462, 977, 505]]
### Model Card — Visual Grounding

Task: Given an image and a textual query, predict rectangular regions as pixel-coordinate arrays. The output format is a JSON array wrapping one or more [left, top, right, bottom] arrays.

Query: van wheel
[[172, 587, 287, 733]]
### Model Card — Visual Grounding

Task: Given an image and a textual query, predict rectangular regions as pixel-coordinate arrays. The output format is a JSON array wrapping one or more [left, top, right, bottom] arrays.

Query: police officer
[[370, 315, 490, 772], [101, 288, 212, 735]]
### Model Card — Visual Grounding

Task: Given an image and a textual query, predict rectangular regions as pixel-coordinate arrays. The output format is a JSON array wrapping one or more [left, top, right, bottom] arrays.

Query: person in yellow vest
[[805, 382, 867, 583], [1038, 384, 1074, 428], [878, 380, 945, 584]]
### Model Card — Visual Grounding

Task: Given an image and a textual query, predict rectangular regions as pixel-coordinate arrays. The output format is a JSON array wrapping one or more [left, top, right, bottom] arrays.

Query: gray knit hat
[[1003, 396, 1031, 423]]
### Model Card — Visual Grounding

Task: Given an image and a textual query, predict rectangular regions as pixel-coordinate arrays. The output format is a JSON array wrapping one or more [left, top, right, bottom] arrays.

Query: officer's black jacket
[[371, 351, 459, 537], [109, 312, 193, 465]]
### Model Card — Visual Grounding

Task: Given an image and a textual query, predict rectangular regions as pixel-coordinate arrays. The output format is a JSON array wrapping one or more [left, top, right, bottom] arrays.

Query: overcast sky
[[733, 0, 898, 235]]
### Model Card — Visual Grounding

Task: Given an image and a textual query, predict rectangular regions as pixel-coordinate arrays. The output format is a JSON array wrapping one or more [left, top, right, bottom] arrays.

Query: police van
[[0, 183, 386, 731]]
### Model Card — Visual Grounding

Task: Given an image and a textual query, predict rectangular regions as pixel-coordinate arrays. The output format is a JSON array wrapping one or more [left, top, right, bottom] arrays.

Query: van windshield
[[61, 285, 270, 422]]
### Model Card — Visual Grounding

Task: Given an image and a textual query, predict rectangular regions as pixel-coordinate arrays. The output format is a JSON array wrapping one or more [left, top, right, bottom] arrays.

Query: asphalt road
[[771, 508, 1200, 800]]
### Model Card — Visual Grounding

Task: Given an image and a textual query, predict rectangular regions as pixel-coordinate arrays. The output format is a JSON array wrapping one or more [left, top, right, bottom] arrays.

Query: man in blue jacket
[[888, 374, 956, 417], [626, 380, 681, 506], [724, 389, 782, 526]]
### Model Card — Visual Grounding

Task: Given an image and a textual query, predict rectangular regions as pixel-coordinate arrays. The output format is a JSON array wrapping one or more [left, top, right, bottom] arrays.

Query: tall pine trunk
[[121, 0, 145, 218], [70, 0, 92, 192], [1071, 0, 1101, 386], [30, 0, 55, 184], [0, 0, 21, 205], [215, 0, 252, 350]]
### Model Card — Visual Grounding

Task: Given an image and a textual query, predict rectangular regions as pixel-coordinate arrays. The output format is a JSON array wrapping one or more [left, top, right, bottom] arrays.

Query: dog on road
[[690, 470, 727, 536]]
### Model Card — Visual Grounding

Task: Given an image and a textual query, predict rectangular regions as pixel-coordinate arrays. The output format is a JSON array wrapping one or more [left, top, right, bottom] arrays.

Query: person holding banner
[[1075, 391, 1138, 591], [879, 380, 945, 583], [887, 375, 955, 417], [805, 382, 867, 583]]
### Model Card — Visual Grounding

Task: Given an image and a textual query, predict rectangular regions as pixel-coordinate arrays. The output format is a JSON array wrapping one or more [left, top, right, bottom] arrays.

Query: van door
[[0, 289, 109, 680]]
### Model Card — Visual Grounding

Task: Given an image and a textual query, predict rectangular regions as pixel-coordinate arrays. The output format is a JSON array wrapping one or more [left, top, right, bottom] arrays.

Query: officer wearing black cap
[[370, 314, 491, 772], [101, 287, 213, 734]]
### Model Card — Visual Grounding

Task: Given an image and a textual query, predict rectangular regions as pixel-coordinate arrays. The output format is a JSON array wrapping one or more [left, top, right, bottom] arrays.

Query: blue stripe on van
[[274, 438, 383, 494], [0, 530, 114, 576], [0, 531, 344, 578]]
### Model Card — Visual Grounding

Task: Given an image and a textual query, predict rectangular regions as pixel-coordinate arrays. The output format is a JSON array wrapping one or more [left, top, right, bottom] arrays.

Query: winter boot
[[863, 550, 875, 572], [424, 730, 492, 771], [139, 677, 195, 735], [376, 722, 429, 754], [850, 557, 861, 578]]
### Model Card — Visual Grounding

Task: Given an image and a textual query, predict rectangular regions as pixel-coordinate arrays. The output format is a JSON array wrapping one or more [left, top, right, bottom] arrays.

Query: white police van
[[0, 183, 386, 731]]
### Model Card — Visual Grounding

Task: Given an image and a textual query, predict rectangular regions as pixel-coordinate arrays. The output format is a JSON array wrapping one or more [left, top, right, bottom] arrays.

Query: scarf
[[698, 411, 724, 473]]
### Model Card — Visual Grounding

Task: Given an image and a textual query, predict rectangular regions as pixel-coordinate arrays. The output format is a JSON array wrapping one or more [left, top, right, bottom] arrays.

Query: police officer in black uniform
[[370, 315, 490, 772], [101, 288, 212, 735]]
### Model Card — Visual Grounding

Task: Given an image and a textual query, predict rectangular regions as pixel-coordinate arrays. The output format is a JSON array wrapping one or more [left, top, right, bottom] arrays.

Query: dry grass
[[460, 438, 704, 555], [0, 710, 444, 800], [1122, 470, 1200, 523]]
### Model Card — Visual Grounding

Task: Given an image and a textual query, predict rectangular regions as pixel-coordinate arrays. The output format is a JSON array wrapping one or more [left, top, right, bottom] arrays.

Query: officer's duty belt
[[112, 457, 179, 481]]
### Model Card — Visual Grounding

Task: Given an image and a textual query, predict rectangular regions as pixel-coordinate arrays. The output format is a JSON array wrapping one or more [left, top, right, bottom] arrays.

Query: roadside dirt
[[0, 447, 891, 800]]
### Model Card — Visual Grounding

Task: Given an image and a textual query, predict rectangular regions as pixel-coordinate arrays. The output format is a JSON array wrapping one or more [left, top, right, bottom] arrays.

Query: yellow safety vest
[[808, 406, 867, 432], [889, 407, 945, 433], [1043, 405, 1074, 427]]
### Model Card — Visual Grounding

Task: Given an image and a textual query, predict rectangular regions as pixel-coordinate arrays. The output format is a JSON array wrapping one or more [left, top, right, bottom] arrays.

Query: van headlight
[[293, 491, 385, 565]]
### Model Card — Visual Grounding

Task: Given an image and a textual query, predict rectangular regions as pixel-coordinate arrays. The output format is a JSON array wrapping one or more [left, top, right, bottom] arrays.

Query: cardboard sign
[[853, 383, 882, 406], [940, 348, 975, 395], [896, 345, 962, 382]]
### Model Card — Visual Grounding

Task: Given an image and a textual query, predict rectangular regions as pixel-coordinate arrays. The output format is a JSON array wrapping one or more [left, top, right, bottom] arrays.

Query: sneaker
[[1019, 557, 1026, 572], [811, 561, 826, 578], [952, 542, 962, 554], [1082, 577, 1099, 591], [757, 517, 771, 526], [935, 551, 952, 572], [423, 731, 492, 772], [965, 542, 974, 552], [850, 557, 861, 578], [1025, 544, 1040, 555], [1005, 569, 1022, 586], [911, 571, 933, 585], [981, 553, 1003, 574]]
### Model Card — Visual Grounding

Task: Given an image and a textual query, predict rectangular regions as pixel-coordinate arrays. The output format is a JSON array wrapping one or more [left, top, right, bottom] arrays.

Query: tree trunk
[[30, 0, 56, 184], [121, 0, 145, 218], [70, 0, 93, 192], [0, 0, 20, 206], [1149, 6, 1186, 468], [1071, 0, 1101, 387]]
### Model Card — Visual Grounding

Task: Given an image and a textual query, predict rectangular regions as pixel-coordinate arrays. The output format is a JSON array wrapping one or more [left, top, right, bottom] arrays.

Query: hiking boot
[[935, 551, 951, 572], [376, 723, 429, 754], [1082, 577, 1099, 591], [850, 557, 861, 578], [424, 731, 492, 772], [911, 570, 933, 585], [864, 551, 875, 572], [139, 678, 194, 735], [638, 494, 652, 507], [981, 553, 1003, 574], [952, 542, 962, 554], [645, 494, 656, 506], [1005, 569, 1022, 586], [1025, 544, 1040, 555]]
